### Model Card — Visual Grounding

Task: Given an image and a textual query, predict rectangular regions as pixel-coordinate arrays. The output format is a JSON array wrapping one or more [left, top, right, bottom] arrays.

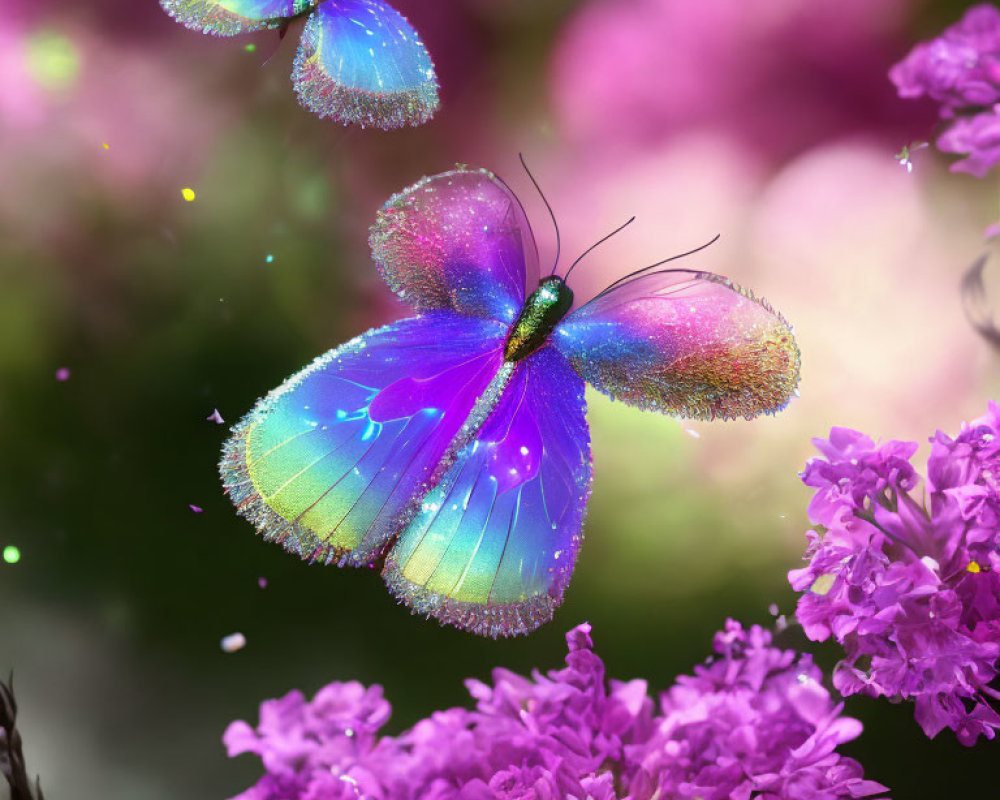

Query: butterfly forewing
[[554, 270, 801, 421], [221, 313, 508, 565], [383, 347, 592, 638], [292, 0, 438, 129], [160, 0, 302, 35], [369, 167, 541, 322]]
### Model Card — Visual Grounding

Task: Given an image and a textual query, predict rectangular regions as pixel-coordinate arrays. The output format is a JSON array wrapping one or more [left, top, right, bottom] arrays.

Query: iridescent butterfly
[[220, 165, 801, 637], [160, 0, 438, 129]]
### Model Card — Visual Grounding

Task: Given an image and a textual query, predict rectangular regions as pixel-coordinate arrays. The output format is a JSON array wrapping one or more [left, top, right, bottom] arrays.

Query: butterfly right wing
[[161, 0, 307, 35], [221, 312, 508, 566], [382, 346, 592, 638], [554, 270, 800, 421]]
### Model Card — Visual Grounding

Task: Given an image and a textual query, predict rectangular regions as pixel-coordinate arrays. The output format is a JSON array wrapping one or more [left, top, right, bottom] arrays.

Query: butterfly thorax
[[504, 277, 574, 362], [293, 0, 319, 14]]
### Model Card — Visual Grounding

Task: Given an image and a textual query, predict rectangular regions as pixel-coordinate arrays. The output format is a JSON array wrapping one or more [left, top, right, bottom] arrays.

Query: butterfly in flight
[[221, 165, 801, 637], [160, 0, 438, 129]]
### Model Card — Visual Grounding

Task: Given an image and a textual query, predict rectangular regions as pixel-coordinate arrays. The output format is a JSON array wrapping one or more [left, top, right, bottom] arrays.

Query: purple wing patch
[[555, 270, 801, 421], [369, 167, 541, 324]]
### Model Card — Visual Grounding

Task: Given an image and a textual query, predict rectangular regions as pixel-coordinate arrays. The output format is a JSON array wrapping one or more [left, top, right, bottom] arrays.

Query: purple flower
[[890, 4, 1000, 176], [225, 623, 887, 799], [790, 404, 1000, 745]]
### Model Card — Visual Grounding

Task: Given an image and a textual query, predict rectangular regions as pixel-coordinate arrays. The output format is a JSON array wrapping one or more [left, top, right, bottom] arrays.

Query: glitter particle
[[265, 254, 275, 263], [55, 367, 71, 381], [181, 187, 196, 202], [968, 561, 982, 573], [207, 408, 225, 425], [189, 504, 203, 514], [245, 43, 257, 52], [221, 632, 247, 653], [2, 546, 21, 564], [258, 577, 268, 589]]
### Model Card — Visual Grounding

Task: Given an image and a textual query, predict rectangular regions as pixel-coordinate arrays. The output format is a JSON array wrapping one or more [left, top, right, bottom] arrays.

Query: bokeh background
[[2, 0, 999, 796]]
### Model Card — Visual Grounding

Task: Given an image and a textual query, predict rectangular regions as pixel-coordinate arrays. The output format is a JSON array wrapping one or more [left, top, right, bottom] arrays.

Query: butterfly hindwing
[[221, 313, 508, 565], [554, 270, 801, 421], [292, 0, 438, 128], [383, 347, 592, 638], [369, 167, 541, 322], [160, 0, 305, 36]]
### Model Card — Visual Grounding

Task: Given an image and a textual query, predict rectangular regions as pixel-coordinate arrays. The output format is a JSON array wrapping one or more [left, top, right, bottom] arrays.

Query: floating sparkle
[[2, 546, 21, 564], [55, 367, 71, 382], [894, 141, 928, 173], [221, 632, 247, 653], [181, 187, 197, 202], [189, 504, 203, 513], [207, 409, 225, 425]]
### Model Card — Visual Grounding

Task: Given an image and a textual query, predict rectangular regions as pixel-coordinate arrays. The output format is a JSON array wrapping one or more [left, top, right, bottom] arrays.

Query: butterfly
[[220, 165, 801, 638], [160, 0, 438, 129]]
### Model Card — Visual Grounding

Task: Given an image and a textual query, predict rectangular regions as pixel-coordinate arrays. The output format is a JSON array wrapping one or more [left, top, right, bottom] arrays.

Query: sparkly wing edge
[[383, 566, 563, 638], [160, 0, 292, 36]]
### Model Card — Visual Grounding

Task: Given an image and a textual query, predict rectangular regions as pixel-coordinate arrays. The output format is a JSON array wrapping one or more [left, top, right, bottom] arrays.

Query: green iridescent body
[[504, 277, 574, 362]]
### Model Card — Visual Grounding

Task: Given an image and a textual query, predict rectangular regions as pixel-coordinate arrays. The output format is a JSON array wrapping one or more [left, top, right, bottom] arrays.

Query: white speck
[[519, 446, 529, 455], [221, 632, 247, 653]]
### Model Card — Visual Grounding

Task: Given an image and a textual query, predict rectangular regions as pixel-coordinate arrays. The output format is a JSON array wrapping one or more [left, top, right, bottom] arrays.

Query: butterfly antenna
[[594, 234, 721, 299], [518, 153, 561, 276], [562, 216, 636, 284]]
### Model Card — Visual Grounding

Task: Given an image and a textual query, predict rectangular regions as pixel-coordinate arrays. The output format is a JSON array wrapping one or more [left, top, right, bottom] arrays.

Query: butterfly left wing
[[221, 313, 509, 567], [382, 347, 592, 638], [369, 167, 540, 321], [292, 0, 438, 129], [161, 0, 305, 35], [554, 270, 800, 420]]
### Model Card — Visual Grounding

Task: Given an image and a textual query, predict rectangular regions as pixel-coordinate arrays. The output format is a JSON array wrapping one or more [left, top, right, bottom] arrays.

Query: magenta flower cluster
[[789, 404, 1000, 745], [224, 622, 887, 800], [890, 4, 1000, 176]]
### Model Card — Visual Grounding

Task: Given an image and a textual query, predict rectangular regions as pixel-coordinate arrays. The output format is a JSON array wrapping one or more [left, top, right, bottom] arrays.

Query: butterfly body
[[504, 277, 575, 362], [222, 167, 801, 637], [161, 0, 439, 128]]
